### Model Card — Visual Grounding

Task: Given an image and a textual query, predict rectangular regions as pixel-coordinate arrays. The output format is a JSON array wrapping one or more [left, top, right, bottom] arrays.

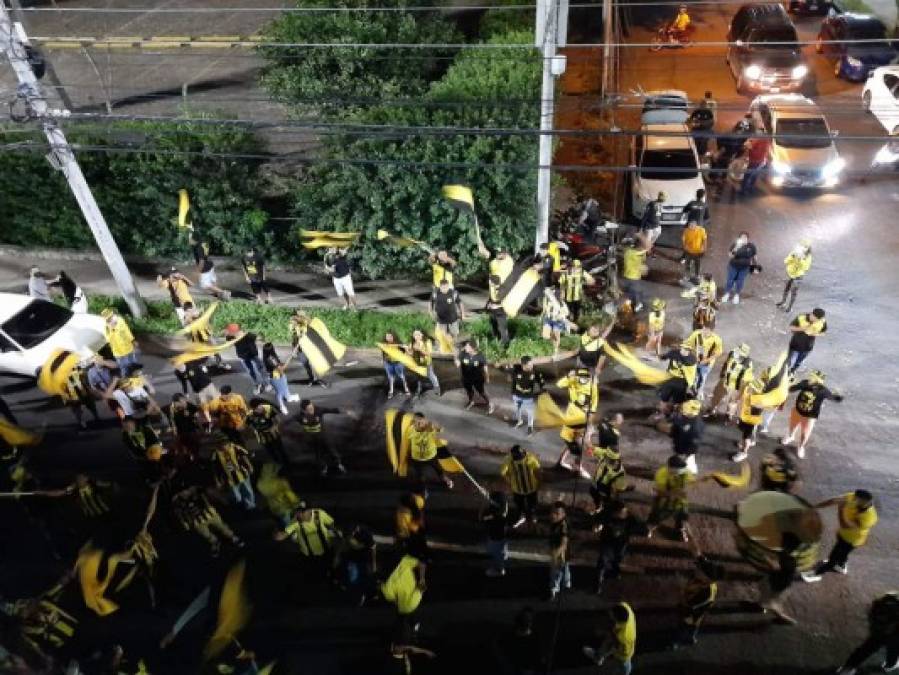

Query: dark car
[[727, 4, 809, 94], [787, 0, 831, 15], [817, 13, 896, 81]]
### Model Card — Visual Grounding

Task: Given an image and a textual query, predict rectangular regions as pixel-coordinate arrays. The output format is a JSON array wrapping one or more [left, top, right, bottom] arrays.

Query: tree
[[290, 30, 541, 280], [259, 0, 458, 118]]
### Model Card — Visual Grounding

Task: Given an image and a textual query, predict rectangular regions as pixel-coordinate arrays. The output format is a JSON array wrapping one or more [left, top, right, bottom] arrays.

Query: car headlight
[[792, 64, 808, 79], [771, 159, 791, 175], [874, 143, 899, 165], [744, 65, 762, 80], [821, 156, 846, 178]]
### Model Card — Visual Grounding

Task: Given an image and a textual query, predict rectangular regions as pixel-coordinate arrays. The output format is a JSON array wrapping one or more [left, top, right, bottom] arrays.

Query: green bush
[[0, 119, 275, 259], [87, 295, 594, 362]]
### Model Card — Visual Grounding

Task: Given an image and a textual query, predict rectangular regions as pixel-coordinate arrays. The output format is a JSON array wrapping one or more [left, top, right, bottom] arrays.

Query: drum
[[735, 490, 822, 572]]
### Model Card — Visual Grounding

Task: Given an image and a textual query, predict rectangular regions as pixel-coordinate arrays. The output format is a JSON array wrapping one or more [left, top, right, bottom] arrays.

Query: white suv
[[630, 123, 706, 225], [862, 65, 899, 134], [749, 94, 845, 188]]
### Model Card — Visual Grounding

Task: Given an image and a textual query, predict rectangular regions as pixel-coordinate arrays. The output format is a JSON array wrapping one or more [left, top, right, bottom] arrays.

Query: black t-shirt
[[682, 199, 710, 225], [598, 514, 648, 552], [482, 504, 513, 541], [511, 366, 544, 399], [243, 255, 264, 282], [184, 360, 212, 392], [193, 243, 214, 273], [50, 275, 77, 304], [234, 333, 259, 360], [729, 242, 757, 269], [791, 381, 839, 419], [459, 351, 487, 383], [549, 518, 569, 549], [328, 252, 351, 279], [431, 288, 460, 324], [171, 402, 201, 435], [788, 316, 827, 353], [596, 421, 620, 452], [671, 415, 704, 455]]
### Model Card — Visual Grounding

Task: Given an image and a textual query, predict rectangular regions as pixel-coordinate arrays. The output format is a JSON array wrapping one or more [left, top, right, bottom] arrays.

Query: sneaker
[[485, 568, 506, 578], [679, 528, 690, 542], [465, 401, 475, 410], [733, 294, 740, 305], [512, 516, 526, 529], [578, 466, 592, 480], [487, 403, 495, 414], [288, 394, 300, 403], [335, 463, 347, 475], [720, 293, 730, 303], [222, 363, 232, 371], [549, 589, 558, 601], [581, 646, 602, 665], [834, 563, 848, 575], [317, 380, 329, 389], [797, 446, 806, 459], [882, 661, 899, 672], [558, 460, 574, 471], [253, 384, 264, 395], [730, 451, 748, 462], [801, 571, 822, 583], [280, 403, 290, 415], [781, 436, 795, 446], [387, 391, 395, 400], [758, 426, 769, 435], [264, 384, 274, 393], [514, 420, 525, 428], [434, 388, 442, 397], [634, 302, 644, 312]]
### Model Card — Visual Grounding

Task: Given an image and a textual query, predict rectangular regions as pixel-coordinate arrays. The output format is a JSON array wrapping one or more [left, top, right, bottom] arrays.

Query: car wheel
[[863, 90, 872, 111]]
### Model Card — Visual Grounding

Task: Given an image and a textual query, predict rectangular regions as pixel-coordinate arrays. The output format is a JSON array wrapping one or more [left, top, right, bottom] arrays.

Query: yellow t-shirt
[[838, 494, 878, 547], [686, 329, 723, 365], [105, 320, 135, 357], [785, 252, 812, 279], [432, 262, 454, 288], [208, 394, 248, 430], [381, 555, 423, 615], [648, 310, 666, 333], [408, 427, 438, 462], [621, 248, 646, 281], [614, 603, 637, 661]]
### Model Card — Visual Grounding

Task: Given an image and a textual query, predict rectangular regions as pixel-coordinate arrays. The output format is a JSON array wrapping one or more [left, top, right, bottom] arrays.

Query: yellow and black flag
[[175, 302, 219, 336], [38, 348, 81, 397], [296, 317, 346, 377], [170, 338, 240, 367], [534, 392, 587, 429], [378, 343, 427, 378], [385, 408, 414, 476], [709, 462, 751, 489], [300, 229, 359, 250], [376, 229, 433, 253], [750, 351, 791, 409], [0, 418, 42, 447], [203, 559, 252, 661], [497, 261, 543, 318], [442, 184, 474, 212], [75, 543, 142, 617], [601, 342, 672, 386], [178, 189, 191, 229]]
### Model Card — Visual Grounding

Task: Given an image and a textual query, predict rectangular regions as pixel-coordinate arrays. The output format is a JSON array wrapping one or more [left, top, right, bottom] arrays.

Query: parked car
[[786, 0, 831, 15], [817, 13, 896, 81], [863, 65, 899, 133], [640, 90, 690, 124], [0, 294, 106, 376], [727, 3, 809, 94], [630, 123, 706, 225], [749, 94, 845, 188]]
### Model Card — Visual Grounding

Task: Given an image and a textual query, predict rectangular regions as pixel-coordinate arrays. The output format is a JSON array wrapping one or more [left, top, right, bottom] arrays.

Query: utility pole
[[534, 0, 567, 252], [0, 6, 145, 317]]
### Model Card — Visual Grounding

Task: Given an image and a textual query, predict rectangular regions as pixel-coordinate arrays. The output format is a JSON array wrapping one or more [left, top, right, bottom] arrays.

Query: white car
[[749, 94, 845, 188], [631, 123, 706, 225], [0, 293, 107, 376], [862, 65, 899, 134], [640, 90, 690, 125]]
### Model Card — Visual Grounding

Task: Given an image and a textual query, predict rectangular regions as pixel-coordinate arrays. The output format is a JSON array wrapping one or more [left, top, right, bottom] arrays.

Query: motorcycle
[[650, 25, 694, 51]]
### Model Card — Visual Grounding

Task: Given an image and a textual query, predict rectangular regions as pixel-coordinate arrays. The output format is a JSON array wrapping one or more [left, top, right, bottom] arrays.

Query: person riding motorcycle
[[670, 5, 692, 37]]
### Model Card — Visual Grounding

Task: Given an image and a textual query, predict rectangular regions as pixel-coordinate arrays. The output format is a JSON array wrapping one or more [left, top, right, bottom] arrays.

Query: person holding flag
[[157, 267, 195, 325], [288, 310, 338, 388], [430, 278, 465, 347], [410, 329, 441, 398], [704, 343, 753, 421], [558, 259, 595, 322], [407, 413, 454, 489], [653, 342, 698, 421], [481, 246, 515, 347], [428, 250, 458, 289], [382, 331, 412, 400]]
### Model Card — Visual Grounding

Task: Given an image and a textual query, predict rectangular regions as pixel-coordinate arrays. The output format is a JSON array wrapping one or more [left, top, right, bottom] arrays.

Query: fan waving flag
[[534, 392, 587, 429], [435, 444, 464, 473], [178, 189, 191, 228], [203, 559, 252, 661], [170, 338, 240, 367], [378, 343, 427, 378], [498, 260, 543, 318], [750, 351, 791, 409], [297, 318, 346, 377], [602, 343, 672, 386]]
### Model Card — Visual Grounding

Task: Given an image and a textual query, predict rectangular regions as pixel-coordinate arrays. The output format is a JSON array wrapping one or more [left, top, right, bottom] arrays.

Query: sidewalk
[[0, 244, 489, 314]]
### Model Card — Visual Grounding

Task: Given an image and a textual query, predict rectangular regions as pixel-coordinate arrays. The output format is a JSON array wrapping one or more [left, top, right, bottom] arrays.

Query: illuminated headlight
[[771, 175, 785, 187], [874, 143, 899, 165], [821, 156, 846, 178], [846, 56, 862, 68], [792, 64, 809, 79], [771, 159, 791, 175], [744, 65, 762, 80]]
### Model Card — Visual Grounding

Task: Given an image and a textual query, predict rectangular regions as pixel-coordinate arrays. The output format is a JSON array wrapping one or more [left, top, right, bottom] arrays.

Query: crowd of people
[[2, 212, 894, 675]]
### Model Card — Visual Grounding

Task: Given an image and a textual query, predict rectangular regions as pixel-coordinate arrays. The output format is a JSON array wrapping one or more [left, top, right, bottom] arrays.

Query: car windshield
[[1, 300, 73, 350], [775, 118, 832, 149], [640, 148, 698, 180], [751, 27, 798, 47], [847, 22, 886, 40]]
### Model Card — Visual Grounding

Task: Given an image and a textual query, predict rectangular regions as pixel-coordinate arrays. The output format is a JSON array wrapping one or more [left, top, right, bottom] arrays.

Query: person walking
[[48, 270, 87, 313], [682, 188, 711, 228], [298, 399, 349, 476], [787, 308, 827, 374], [60, 364, 100, 430], [224, 324, 268, 394], [704, 343, 753, 421], [802, 490, 878, 581], [173, 357, 219, 409], [782, 369, 843, 458], [500, 444, 541, 527], [192, 238, 230, 300], [589, 413, 626, 517], [275, 501, 341, 574], [835, 592, 899, 675], [508, 356, 544, 435], [381, 541, 429, 635], [582, 603, 637, 674], [758, 532, 801, 625], [558, 259, 594, 322], [430, 278, 464, 348], [689, 100, 715, 155], [407, 413, 453, 489], [324, 247, 357, 310], [721, 232, 758, 305], [156, 268, 195, 325], [541, 286, 573, 358], [673, 557, 720, 648], [684, 324, 723, 398], [730, 374, 765, 462], [653, 342, 697, 421], [211, 436, 256, 510], [547, 501, 571, 600], [681, 219, 708, 285], [167, 393, 204, 462], [456, 340, 493, 413], [480, 491, 514, 577], [410, 329, 440, 398], [645, 299, 666, 357], [484, 247, 514, 347], [102, 309, 140, 372], [172, 485, 244, 557], [594, 503, 647, 594], [739, 135, 772, 195], [647, 455, 696, 542], [670, 399, 704, 474], [241, 247, 271, 304], [247, 399, 290, 466], [620, 236, 649, 312], [395, 485, 427, 550], [28, 266, 51, 301], [639, 192, 666, 253], [382, 331, 412, 399], [776, 240, 812, 313]]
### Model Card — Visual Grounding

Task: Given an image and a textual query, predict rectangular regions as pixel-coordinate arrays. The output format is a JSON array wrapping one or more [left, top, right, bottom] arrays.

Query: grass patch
[[88, 296, 606, 362]]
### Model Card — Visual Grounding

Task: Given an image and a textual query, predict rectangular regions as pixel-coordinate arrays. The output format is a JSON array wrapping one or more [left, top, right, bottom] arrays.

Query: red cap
[[225, 323, 240, 335]]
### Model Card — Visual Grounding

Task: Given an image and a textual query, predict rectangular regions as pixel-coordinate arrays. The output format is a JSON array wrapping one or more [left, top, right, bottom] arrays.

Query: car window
[[0, 329, 19, 353], [847, 21, 886, 39], [639, 148, 699, 180], [1, 300, 73, 350], [885, 74, 899, 91], [775, 117, 832, 149], [748, 26, 798, 46]]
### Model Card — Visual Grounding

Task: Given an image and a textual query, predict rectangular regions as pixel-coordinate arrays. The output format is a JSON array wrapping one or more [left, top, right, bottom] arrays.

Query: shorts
[[738, 420, 757, 440], [250, 280, 268, 294], [436, 321, 460, 337], [658, 378, 687, 404], [332, 274, 355, 297], [200, 269, 217, 289], [384, 361, 405, 379], [543, 319, 566, 332]]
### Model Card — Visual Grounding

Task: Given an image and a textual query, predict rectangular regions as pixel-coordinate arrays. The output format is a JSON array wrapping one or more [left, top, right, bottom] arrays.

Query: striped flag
[[300, 229, 359, 250], [385, 408, 414, 476], [497, 260, 543, 318], [175, 302, 219, 336], [749, 351, 791, 409], [37, 348, 81, 396], [376, 229, 432, 253], [441, 184, 475, 212], [534, 392, 587, 429], [0, 418, 42, 447], [709, 462, 751, 488], [297, 318, 346, 377], [378, 343, 427, 377], [178, 189, 191, 228]]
